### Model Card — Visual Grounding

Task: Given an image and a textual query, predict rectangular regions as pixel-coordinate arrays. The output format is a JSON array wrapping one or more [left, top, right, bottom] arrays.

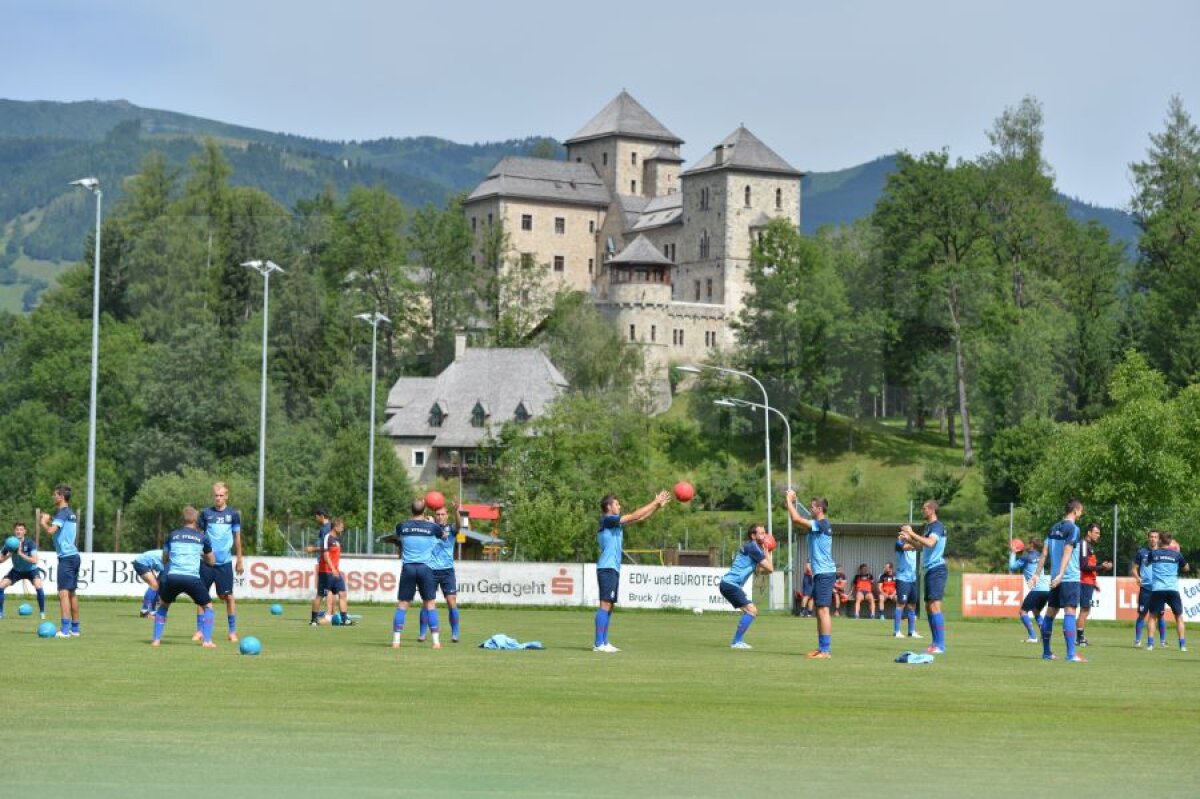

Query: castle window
[[521, 214, 533, 231], [629, 324, 636, 342], [631, 152, 638, 165], [700, 187, 709, 210], [602, 152, 608, 166], [471, 217, 477, 232], [429, 403, 446, 428], [553, 256, 565, 272], [487, 213, 493, 226], [744, 186, 752, 207], [706, 278, 713, 300], [650, 325, 657, 342], [694, 280, 701, 301], [412, 449, 426, 467], [555, 217, 565, 235], [699, 229, 710, 259], [514, 402, 530, 423], [679, 329, 685, 346], [589, 220, 595, 233], [576, 157, 582, 162], [588, 258, 594, 275], [471, 402, 489, 428], [631, 180, 637, 194], [775, 188, 783, 210]]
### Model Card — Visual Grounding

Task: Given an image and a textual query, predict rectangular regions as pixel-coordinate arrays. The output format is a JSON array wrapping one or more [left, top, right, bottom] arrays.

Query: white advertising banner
[[8, 554, 735, 610]]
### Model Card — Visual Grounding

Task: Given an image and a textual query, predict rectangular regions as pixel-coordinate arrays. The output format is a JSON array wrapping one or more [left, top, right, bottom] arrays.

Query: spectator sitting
[[852, 563, 877, 619], [876, 562, 898, 619], [833, 565, 848, 616]]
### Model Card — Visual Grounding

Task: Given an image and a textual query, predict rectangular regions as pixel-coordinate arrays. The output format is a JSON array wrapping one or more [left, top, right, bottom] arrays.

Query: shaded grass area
[[1, 600, 1192, 798]]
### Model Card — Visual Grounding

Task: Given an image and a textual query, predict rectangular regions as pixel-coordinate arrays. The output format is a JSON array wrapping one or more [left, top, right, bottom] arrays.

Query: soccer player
[[832, 565, 848, 617], [593, 490, 671, 652], [197, 482, 243, 642], [1009, 537, 1049, 643], [132, 549, 165, 617], [1146, 533, 1190, 652], [894, 531, 920, 639], [0, 523, 46, 619], [1076, 522, 1111, 647], [39, 484, 80, 638], [719, 523, 773, 649], [1033, 498, 1085, 662], [876, 562, 897, 620], [420, 506, 460, 643], [785, 489, 835, 659], [899, 499, 947, 655], [797, 563, 815, 617], [323, 518, 354, 626], [1132, 530, 1166, 648], [309, 507, 333, 626], [851, 563, 876, 619], [391, 498, 450, 650], [152, 506, 217, 648]]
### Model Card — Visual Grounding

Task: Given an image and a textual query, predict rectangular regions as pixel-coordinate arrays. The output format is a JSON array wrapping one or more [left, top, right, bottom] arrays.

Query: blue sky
[[3, 0, 1198, 208]]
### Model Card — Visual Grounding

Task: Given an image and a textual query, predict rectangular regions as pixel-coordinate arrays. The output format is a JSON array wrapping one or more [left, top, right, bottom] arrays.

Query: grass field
[[2, 597, 1195, 799]]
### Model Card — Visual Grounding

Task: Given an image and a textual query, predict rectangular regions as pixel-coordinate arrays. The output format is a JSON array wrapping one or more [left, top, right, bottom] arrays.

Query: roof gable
[[683, 126, 803, 177], [566, 91, 683, 145]]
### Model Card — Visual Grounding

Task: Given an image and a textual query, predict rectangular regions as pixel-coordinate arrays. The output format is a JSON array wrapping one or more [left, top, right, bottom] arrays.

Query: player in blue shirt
[[1132, 529, 1167, 648], [391, 498, 452, 650], [720, 523, 774, 649], [420, 506, 460, 643], [899, 499, 948, 654], [1033, 498, 1086, 662], [893, 531, 920, 638], [152, 506, 217, 648], [39, 484, 80, 637], [0, 522, 46, 619], [197, 482, 244, 642], [1146, 534, 1190, 652], [1009, 537, 1049, 643], [593, 490, 671, 653], [786, 489, 836, 658], [132, 549, 165, 617]]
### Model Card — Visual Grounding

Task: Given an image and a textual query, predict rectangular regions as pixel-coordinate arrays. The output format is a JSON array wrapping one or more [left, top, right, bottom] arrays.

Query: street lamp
[[355, 311, 390, 553], [242, 259, 285, 553], [675, 363, 772, 537], [70, 177, 101, 552], [716, 396, 794, 604]]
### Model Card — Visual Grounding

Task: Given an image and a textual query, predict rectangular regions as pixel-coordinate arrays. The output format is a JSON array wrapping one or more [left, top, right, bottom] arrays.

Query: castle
[[463, 91, 804, 382]]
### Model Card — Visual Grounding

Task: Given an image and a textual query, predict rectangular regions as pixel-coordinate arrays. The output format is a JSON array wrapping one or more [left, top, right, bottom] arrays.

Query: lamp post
[[242, 260, 284, 553], [355, 311, 390, 553], [675, 364, 772, 537], [716, 397, 793, 605], [69, 177, 101, 552]]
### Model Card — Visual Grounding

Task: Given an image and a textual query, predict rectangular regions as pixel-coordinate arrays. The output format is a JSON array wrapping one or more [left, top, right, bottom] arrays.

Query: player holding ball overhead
[[593, 489, 671, 653]]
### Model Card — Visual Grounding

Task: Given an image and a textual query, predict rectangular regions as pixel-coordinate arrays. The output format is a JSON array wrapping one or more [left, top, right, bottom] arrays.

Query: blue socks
[[427, 609, 440, 633], [818, 633, 832, 653], [906, 608, 916, 635], [141, 588, 157, 611], [0, 589, 5, 613], [929, 612, 945, 649], [419, 609, 429, 638], [71, 619, 80, 634], [1135, 617, 1145, 644], [36, 588, 45, 613], [594, 608, 610, 647], [1021, 612, 1037, 638], [61, 617, 70, 634], [893, 607, 902, 635], [200, 608, 214, 643], [1041, 616, 1054, 657], [1063, 614, 1077, 659], [449, 607, 460, 638], [392, 608, 406, 633], [1159, 614, 1167, 644], [732, 613, 754, 644], [153, 606, 169, 640]]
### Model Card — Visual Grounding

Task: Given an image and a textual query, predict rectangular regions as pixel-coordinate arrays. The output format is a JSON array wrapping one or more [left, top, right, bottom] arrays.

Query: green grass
[[1, 598, 1193, 798]]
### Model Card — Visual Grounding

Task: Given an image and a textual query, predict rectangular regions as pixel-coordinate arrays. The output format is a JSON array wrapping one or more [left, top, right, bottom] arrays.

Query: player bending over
[[719, 523, 774, 649]]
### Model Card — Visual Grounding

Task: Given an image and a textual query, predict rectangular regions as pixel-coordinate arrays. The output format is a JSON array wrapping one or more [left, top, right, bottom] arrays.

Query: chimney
[[455, 332, 468, 360], [712, 144, 725, 166]]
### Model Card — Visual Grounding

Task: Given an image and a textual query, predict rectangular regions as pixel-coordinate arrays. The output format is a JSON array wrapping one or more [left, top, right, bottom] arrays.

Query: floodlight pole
[[356, 312, 390, 553], [243, 260, 284, 553], [71, 178, 102, 552]]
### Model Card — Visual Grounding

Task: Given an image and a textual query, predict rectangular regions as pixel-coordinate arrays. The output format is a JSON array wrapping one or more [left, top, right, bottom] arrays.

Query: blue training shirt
[[1047, 520, 1081, 582], [198, 506, 241, 565], [134, 549, 165, 575], [49, 506, 79, 557], [430, 524, 456, 571], [895, 538, 917, 582], [1010, 550, 1050, 591], [808, 518, 835, 575], [722, 541, 766, 588], [164, 527, 212, 579], [5, 538, 38, 573], [1134, 547, 1155, 588], [597, 514, 624, 572], [922, 520, 947, 572], [1149, 549, 1188, 592], [396, 519, 443, 565]]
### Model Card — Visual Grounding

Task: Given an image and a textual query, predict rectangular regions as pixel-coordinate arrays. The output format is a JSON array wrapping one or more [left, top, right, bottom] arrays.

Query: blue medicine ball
[[4, 535, 18, 552], [239, 636, 262, 656], [18, 603, 33, 616], [37, 621, 57, 638], [269, 604, 283, 616]]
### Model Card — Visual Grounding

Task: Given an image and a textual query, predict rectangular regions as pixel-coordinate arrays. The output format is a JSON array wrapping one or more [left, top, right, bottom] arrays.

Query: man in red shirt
[[876, 562, 898, 620], [1076, 522, 1111, 647], [851, 563, 877, 619]]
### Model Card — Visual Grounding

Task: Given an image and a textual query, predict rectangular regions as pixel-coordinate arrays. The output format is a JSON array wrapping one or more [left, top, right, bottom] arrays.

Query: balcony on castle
[[602, 234, 674, 304]]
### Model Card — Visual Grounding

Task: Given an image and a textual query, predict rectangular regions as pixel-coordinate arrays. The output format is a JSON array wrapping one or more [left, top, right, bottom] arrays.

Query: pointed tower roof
[[683, 126, 804, 177], [566, 91, 683, 145], [609, 234, 673, 266]]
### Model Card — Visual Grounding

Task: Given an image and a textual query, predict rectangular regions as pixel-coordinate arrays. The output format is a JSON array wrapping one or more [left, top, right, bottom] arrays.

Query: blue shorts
[[3, 569, 40, 585], [896, 580, 918, 605], [159, 574, 212, 606], [1149, 590, 1182, 618], [200, 561, 235, 597], [719, 580, 751, 609], [398, 563, 436, 602], [923, 565, 948, 602], [597, 568, 620, 604], [1021, 590, 1050, 614], [56, 554, 81, 591], [811, 572, 835, 608], [1137, 586, 1154, 615], [1048, 581, 1080, 610], [1079, 583, 1097, 610], [133, 562, 159, 577], [433, 568, 457, 597], [800, 575, 814, 595], [317, 572, 345, 597]]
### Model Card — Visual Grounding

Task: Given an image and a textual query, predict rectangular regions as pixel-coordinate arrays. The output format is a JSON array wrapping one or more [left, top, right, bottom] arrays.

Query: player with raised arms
[[1132, 530, 1166, 648], [420, 505, 461, 643], [1034, 498, 1085, 662], [0, 523, 46, 619], [899, 499, 948, 654], [786, 489, 836, 658], [1147, 533, 1190, 652], [893, 529, 920, 638], [1009, 536, 1049, 643], [593, 490, 671, 653], [152, 506, 217, 648], [719, 522, 773, 649], [40, 484, 80, 637], [391, 498, 447, 650]]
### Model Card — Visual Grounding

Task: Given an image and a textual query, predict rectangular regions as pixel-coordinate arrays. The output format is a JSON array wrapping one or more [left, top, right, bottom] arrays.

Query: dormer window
[[514, 402, 530, 423], [471, 401, 490, 428], [429, 402, 446, 428]]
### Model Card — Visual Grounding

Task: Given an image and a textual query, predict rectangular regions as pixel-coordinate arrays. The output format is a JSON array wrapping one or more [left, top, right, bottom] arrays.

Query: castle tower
[[565, 91, 684, 199]]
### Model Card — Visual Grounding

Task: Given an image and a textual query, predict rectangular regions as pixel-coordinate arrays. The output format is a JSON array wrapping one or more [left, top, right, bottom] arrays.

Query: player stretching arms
[[786, 490, 836, 659], [900, 499, 947, 655], [593, 491, 671, 653], [894, 531, 920, 639], [152, 506, 217, 648], [1034, 498, 1085, 662], [1132, 530, 1166, 648], [1076, 522, 1111, 647], [1147, 534, 1190, 652], [420, 506, 460, 643], [0, 523, 46, 619], [132, 549, 165, 617], [197, 482, 243, 642], [1010, 537, 1049, 643], [40, 484, 80, 637], [391, 498, 448, 650], [719, 523, 773, 649]]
